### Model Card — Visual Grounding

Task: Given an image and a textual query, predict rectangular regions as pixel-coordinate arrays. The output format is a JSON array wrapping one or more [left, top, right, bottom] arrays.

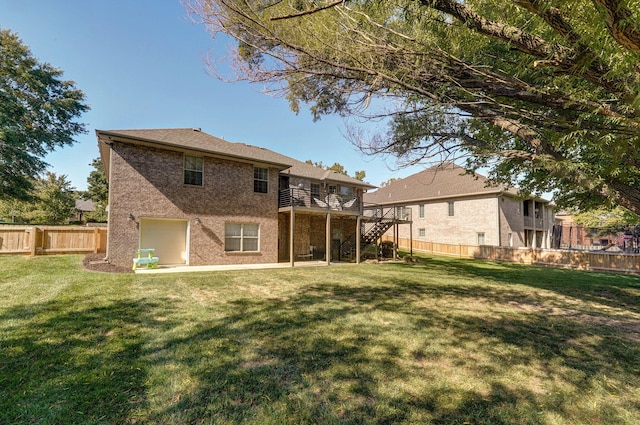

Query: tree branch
[[270, 0, 344, 21], [593, 0, 640, 52]]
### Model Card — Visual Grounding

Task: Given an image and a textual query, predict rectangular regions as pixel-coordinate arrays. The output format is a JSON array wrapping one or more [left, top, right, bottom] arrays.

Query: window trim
[[447, 201, 455, 217], [225, 223, 260, 252], [477, 232, 486, 245], [419, 204, 425, 218], [184, 155, 204, 186]]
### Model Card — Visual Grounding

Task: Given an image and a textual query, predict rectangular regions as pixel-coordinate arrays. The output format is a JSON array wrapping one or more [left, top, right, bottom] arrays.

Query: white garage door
[[140, 218, 188, 265]]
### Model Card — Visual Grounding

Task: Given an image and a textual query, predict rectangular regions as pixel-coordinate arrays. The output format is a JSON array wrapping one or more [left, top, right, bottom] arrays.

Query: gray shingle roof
[[364, 163, 520, 205], [97, 128, 375, 189]]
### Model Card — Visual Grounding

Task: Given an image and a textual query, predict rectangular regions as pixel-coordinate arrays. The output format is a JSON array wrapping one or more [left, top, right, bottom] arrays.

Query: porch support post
[[356, 215, 362, 264], [410, 221, 413, 257], [393, 223, 398, 260], [532, 200, 537, 250], [289, 207, 295, 267], [326, 213, 331, 266]]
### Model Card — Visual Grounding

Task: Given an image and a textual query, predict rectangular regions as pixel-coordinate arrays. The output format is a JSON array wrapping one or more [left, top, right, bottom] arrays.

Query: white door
[[140, 218, 188, 265]]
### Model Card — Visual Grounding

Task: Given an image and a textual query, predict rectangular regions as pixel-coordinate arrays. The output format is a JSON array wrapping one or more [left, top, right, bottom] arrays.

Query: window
[[254, 167, 268, 193], [418, 228, 426, 238], [329, 185, 337, 194], [419, 204, 425, 218], [448, 201, 455, 217], [184, 155, 203, 186], [311, 183, 321, 199], [477, 232, 485, 245], [340, 186, 353, 196], [395, 206, 407, 219], [225, 223, 259, 252]]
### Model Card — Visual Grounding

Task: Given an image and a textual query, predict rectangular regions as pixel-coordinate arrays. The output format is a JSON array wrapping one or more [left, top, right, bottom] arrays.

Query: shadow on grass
[[0, 297, 175, 424], [144, 266, 640, 424], [3, 258, 640, 424]]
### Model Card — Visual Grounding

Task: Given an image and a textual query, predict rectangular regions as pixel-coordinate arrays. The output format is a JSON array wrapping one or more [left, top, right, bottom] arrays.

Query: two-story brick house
[[364, 163, 554, 249], [97, 128, 375, 269]]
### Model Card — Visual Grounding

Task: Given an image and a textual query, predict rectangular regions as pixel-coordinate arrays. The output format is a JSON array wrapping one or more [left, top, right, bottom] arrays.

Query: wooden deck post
[[356, 215, 362, 264], [326, 213, 331, 266], [290, 207, 295, 267]]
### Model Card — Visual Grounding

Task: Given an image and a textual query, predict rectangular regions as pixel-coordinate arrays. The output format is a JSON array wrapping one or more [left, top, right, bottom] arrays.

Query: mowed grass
[[1, 255, 640, 424]]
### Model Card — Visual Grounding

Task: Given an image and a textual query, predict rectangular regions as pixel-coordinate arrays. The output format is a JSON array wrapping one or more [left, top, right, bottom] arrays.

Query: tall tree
[[0, 172, 76, 224], [0, 28, 88, 201], [186, 1, 640, 213], [83, 158, 109, 222], [305, 159, 366, 181]]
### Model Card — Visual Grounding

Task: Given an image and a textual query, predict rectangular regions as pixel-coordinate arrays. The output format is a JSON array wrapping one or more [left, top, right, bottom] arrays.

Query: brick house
[[97, 128, 375, 268], [364, 163, 555, 249]]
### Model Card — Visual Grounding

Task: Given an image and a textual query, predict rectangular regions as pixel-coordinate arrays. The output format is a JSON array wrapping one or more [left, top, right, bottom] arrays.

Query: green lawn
[[1, 255, 640, 425]]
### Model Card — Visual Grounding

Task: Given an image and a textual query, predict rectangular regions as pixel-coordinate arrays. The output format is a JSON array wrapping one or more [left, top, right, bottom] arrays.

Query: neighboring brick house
[[97, 128, 375, 268], [364, 163, 555, 249]]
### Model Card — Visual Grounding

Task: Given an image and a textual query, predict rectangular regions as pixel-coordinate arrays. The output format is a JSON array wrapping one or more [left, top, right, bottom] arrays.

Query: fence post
[[93, 227, 100, 253], [30, 227, 38, 256]]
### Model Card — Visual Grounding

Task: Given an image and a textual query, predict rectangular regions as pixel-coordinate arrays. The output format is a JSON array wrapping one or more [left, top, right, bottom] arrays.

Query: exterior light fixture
[[128, 213, 135, 222], [194, 217, 202, 225]]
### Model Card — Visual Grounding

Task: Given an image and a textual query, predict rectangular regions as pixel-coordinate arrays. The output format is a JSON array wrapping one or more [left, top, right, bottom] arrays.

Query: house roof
[[364, 163, 527, 206], [96, 128, 375, 189], [75, 199, 95, 212]]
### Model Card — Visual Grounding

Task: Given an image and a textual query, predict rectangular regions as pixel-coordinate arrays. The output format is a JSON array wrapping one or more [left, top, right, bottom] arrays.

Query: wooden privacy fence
[[385, 236, 640, 274], [0, 225, 107, 256]]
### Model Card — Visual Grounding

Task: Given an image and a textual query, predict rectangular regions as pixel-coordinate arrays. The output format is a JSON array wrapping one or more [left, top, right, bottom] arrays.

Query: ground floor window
[[225, 223, 260, 252], [477, 232, 485, 245], [418, 228, 426, 238]]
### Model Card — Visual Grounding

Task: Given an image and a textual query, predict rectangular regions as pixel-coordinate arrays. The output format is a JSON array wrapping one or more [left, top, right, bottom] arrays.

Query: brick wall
[[106, 142, 280, 267]]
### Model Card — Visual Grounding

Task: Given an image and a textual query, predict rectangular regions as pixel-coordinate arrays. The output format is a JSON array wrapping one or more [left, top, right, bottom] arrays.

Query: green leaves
[[187, 0, 640, 213], [0, 28, 88, 201]]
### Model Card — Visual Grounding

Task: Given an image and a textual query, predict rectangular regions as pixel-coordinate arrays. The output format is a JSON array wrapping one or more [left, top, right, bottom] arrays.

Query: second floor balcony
[[279, 188, 360, 213]]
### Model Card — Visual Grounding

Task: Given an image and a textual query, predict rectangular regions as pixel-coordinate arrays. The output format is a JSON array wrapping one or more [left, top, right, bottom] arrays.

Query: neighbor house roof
[[97, 128, 375, 189], [75, 199, 96, 212], [364, 163, 524, 206]]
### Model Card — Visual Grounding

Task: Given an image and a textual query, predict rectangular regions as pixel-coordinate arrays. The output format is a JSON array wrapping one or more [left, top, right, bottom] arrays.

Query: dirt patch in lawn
[[82, 253, 133, 274]]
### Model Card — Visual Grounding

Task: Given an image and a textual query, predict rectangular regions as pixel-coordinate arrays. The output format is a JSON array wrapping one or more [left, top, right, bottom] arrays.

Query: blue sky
[[1, 0, 423, 191]]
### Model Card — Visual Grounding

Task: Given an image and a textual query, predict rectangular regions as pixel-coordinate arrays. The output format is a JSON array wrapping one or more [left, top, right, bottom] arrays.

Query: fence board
[[0, 225, 107, 256], [384, 236, 640, 274]]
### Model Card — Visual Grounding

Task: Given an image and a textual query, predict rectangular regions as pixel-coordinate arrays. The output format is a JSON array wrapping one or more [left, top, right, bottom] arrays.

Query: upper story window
[[311, 183, 321, 199], [254, 167, 268, 193], [340, 186, 354, 197], [184, 155, 203, 186], [419, 204, 425, 218], [448, 201, 455, 217]]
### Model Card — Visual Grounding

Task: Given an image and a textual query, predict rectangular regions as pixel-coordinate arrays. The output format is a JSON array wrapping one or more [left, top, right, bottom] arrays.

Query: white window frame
[[418, 228, 426, 238], [225, 223, 260, 252], [477, 232, 486, 245], [448, 201, 455, 217], [419, 204, 425, 218]]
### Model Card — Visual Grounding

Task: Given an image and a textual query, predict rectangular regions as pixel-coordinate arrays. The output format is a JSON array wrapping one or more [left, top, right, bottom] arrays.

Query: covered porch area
[[277, 207, 363, 266]]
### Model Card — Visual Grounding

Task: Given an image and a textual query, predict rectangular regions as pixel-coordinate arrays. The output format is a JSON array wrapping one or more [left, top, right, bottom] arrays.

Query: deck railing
[[279, 188, 360, 212]]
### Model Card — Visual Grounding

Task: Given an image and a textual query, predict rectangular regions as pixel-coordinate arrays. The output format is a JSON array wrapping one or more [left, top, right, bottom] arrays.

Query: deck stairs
[[339, 207, 398, 261]]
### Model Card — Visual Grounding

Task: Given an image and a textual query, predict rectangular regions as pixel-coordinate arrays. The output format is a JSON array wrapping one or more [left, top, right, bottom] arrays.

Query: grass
[[1, 254, 640, 424]]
